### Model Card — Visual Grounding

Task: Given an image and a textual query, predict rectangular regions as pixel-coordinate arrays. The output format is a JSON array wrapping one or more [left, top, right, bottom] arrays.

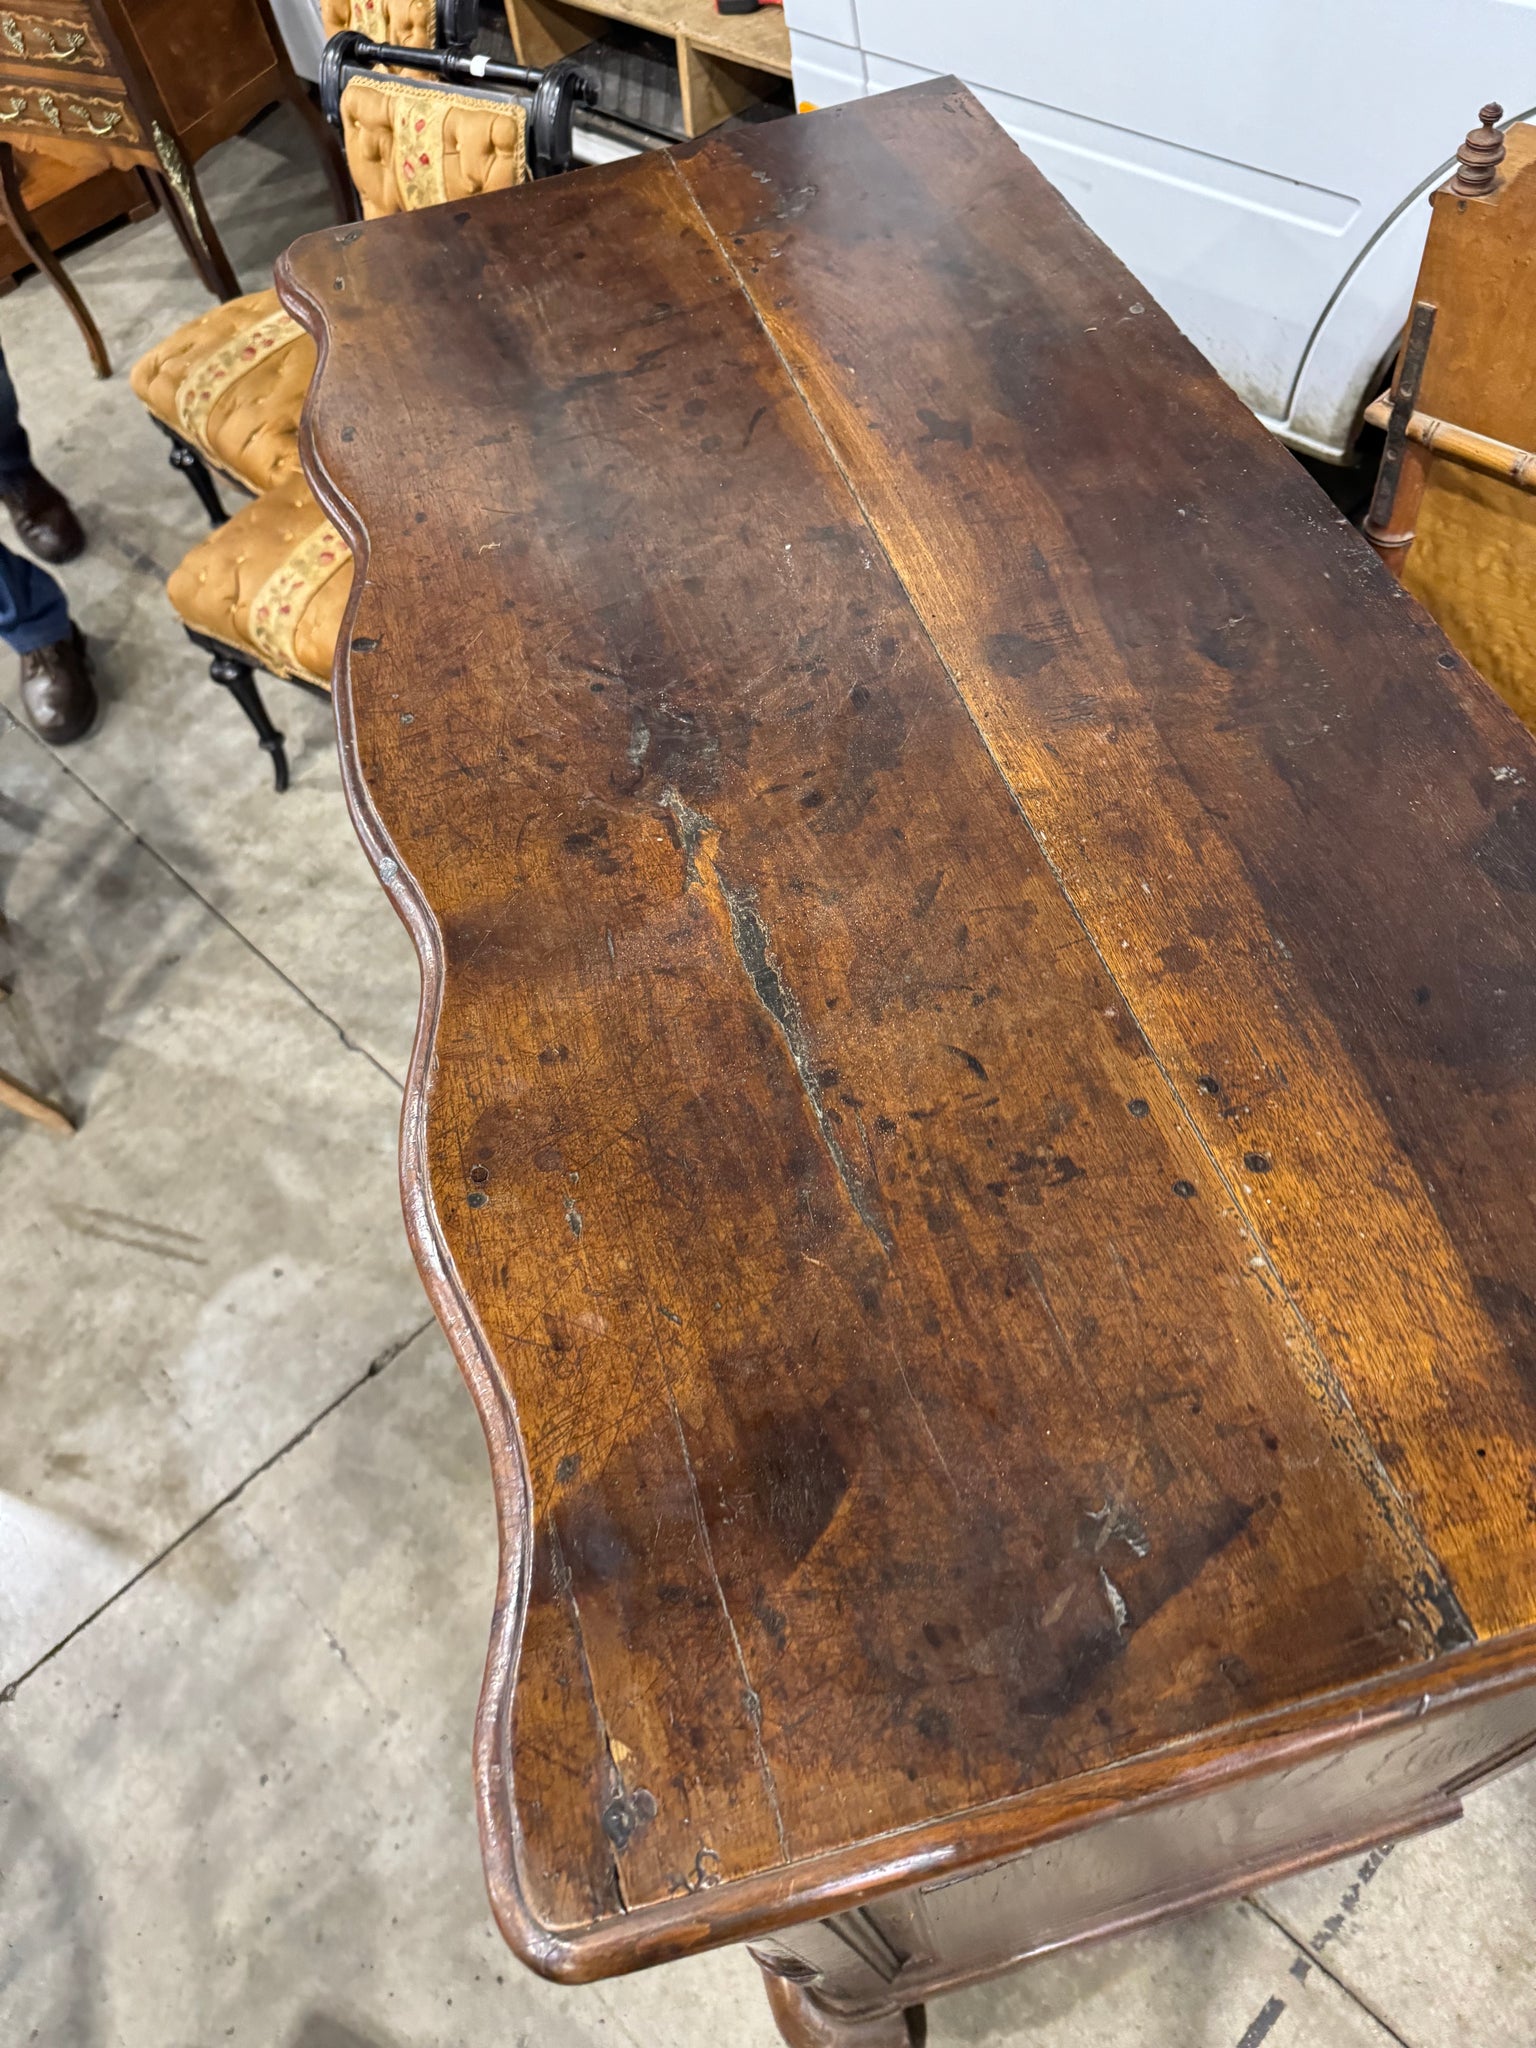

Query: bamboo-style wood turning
[[1363, 391, 1536, 491], [1366, 106, 1536, 729]]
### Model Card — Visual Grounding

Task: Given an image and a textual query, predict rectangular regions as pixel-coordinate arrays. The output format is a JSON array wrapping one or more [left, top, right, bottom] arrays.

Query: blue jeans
[[0, 339, 70, 656]]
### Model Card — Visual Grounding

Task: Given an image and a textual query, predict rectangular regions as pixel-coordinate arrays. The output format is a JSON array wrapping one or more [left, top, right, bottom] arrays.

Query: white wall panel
[[790, 30, 868, 110]]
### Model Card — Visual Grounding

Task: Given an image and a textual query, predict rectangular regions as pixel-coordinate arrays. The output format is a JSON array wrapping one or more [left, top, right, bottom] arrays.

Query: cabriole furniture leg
[[760, 1969, 926, 2047], [0, 141, 110, 377]]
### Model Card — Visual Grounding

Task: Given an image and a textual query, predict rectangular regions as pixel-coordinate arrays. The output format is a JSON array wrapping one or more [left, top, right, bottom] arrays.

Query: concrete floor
[[0, 109, 1532, 2048]]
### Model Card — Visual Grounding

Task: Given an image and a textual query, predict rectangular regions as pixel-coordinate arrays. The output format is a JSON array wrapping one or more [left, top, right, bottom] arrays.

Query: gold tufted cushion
[[130, 289, 314, 496], [340, 75, 528, 218], [130, 84, 528, 484], [320, 0, 437, 45], [167, 474, 353, 688]]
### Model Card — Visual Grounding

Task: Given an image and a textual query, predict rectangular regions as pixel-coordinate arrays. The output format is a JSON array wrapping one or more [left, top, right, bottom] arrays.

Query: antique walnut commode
[[279, 83, 1536, 2046]]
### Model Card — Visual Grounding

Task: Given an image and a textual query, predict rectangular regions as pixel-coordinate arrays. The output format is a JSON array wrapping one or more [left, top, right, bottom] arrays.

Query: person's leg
[[0, 537, 69, 652], [0, 337, 83, 565], [0, 534, 95, 744], [0, 338, 34, 484]]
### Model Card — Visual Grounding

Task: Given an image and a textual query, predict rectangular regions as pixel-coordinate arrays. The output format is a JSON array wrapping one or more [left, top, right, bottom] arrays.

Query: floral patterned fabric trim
[[247, 518, 350, 680], [177, 308, 302, 452], [367, 76, 453, 212], [341, 75, 529, 216]]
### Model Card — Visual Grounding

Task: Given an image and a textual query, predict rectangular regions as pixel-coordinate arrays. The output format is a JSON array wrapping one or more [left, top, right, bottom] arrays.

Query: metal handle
[[67, 99, 121, 135]]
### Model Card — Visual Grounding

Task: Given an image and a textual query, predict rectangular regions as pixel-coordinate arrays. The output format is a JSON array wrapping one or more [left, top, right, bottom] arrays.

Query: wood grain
[[674, 84, 1536, 1639], [277, 81, 1536, 1985]]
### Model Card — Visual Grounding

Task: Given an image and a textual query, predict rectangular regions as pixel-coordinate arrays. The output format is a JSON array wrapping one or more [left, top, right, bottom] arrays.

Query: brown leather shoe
[[19, 624, 97, 745], [0, 465, 85, 565]]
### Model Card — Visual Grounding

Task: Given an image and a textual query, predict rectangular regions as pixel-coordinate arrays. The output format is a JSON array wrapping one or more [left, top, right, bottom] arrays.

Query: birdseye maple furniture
[[1365, 105, 1536, 734], [0, 0, 355, 376], [277, 81, 1536, 2046]]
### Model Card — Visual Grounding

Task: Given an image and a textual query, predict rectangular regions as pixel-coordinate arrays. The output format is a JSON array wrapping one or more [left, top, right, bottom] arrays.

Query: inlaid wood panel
[[0, 73, 136, 142], [0, 4, 114, 76]]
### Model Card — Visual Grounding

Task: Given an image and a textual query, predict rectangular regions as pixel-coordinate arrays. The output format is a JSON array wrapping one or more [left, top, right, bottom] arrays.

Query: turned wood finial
[[1451, 102, 1506, 195]]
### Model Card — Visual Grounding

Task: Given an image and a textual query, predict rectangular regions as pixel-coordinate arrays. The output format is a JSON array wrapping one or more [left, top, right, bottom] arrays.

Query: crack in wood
[[661, 1380, 791, 1863], [547, 1519, 631, 1914], [661, 788, 895, 1258]]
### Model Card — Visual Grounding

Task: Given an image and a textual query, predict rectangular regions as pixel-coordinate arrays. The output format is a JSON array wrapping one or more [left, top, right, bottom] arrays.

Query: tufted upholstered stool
[[153, 62, 540, 788], [320, 0, 439, 41], [129, 0, 463, 514], [131, 292, 314, 504], [169, 475, 352, 690], [166, 477, 350, 787], [335, 73, 529, 213], [129, 77, 528, 507]]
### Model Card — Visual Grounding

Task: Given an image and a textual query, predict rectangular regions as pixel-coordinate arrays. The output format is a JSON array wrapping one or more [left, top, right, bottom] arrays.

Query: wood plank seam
[[663, 147, 1472, 1654], [665, 89, 1536, 1640]]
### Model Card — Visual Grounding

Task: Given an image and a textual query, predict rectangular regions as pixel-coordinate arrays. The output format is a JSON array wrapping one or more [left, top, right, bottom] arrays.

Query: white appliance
[[785, 0, 1536, 460]]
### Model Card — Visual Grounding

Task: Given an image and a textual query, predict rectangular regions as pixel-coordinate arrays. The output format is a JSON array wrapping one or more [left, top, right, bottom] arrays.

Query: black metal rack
[[318, 31, 597, 180]]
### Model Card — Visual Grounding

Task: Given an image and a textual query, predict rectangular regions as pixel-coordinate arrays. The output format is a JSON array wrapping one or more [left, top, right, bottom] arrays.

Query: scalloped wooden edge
[[275, 217, 1536, 1988]]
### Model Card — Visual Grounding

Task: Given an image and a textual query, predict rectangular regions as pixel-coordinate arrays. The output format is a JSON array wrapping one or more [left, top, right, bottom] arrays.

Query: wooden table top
[[279, 81, 1536, 1982]]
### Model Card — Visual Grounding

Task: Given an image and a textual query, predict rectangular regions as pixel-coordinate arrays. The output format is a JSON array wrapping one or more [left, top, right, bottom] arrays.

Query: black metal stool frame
[[184, 627, 331, 794]]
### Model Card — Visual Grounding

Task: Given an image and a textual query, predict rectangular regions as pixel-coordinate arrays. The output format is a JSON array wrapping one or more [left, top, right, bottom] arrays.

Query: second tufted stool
[[133, 69, 531, 523], [166, 475, 354, 788], [130, 290, 315, 508]]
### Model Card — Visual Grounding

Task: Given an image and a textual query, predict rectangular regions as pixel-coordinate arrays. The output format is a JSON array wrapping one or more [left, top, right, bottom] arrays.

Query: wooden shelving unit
[[503, 0, 791, 137]]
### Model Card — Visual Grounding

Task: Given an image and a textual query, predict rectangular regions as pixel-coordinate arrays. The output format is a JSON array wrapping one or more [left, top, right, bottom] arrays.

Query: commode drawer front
[[0, 5, 116, 79], [0, 74, 139, 145]]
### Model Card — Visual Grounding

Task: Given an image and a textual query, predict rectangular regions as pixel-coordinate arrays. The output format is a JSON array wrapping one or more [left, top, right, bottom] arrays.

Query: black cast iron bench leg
[[154, 420, 229, 526], [185, 628, 289, 791]]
